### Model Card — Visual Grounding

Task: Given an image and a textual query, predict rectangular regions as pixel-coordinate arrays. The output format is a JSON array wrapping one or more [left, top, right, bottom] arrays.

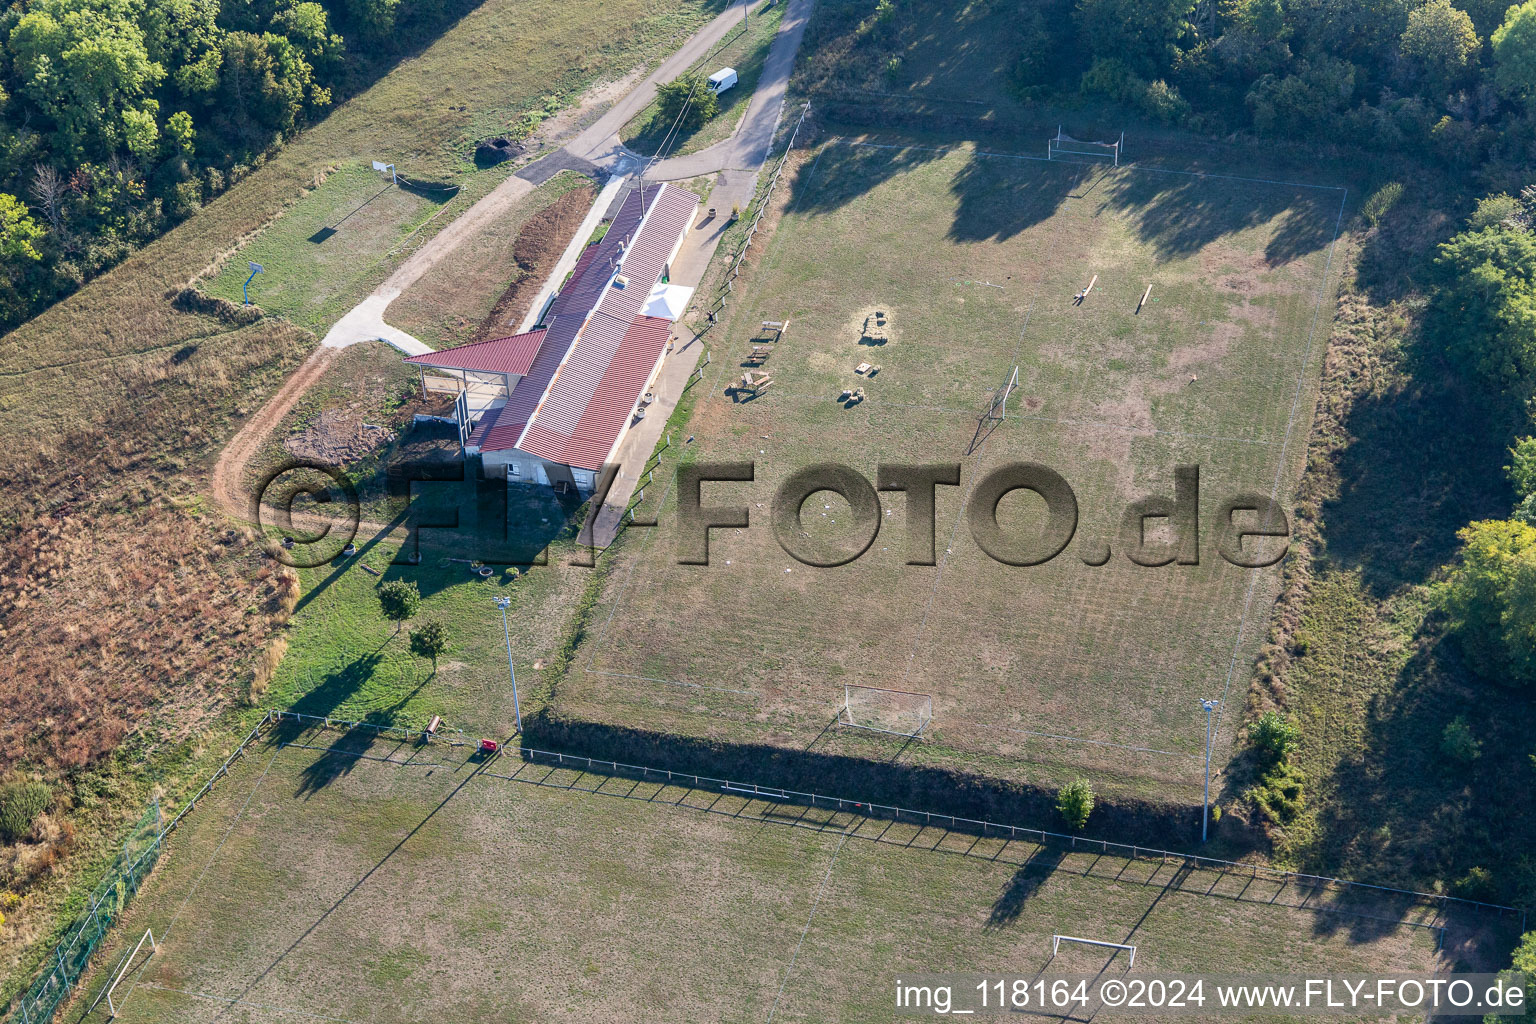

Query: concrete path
[[318, 0, 760, 356]]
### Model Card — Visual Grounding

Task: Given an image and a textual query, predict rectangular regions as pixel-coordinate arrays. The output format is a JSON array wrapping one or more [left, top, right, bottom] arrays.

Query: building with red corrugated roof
[[404, 182, 698, 494]]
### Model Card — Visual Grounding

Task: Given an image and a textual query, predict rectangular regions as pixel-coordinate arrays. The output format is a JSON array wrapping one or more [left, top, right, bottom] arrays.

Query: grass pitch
[[555, 140, 1346, 800], [67, 729, 1495, 1024]]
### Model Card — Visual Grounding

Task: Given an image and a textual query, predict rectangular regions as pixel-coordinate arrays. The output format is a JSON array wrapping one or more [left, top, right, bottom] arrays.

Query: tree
[[409, 618, 450, 669], [0, 195, 44, 262], [141, 0, 222, 94], [1248, 710, 1298, 766], [7, 0, 166, 156], [1434, 519, 1536, 684], [1430, 226, 1536, 389], [653, 75, 720, 135], [377, 579, 420, 632], [1507, 436, 1536, 500], [1245, 56, 1357, 136], [1398, 0, 1480, 93], [166, 110, 195, 155], [1439, 716, 1482, 762], [1497, 931, 1536, 1021], [343, 0, 401, 44], [1492, 0, 1536, 102], [275, 1, 342, 66], [122, 106, 159, 158], [216, 30, 328, 145], [1056, 778, 1095, 830], [1074, 0, 1195, 78]]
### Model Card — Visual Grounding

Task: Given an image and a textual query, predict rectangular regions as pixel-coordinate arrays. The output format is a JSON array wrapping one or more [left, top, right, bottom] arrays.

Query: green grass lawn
[[64, 730, 1498, 1024], [621, 0, 785, 158], [202, 165, 451, 333], [553, 139, 1347, 803]]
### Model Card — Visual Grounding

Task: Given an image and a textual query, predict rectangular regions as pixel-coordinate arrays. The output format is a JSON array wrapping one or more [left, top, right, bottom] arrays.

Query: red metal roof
[[404, 329, 547, 377], [516, 316, 674, 471], [474, 184, 698, 470]]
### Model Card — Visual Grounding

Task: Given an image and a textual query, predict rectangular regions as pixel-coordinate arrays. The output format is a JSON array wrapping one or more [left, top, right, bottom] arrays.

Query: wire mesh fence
[[711, 101, 812, 317], [7, 802, 162, 1024], [8, 709, 1528, 1024], [5, 714, 276, 1024]]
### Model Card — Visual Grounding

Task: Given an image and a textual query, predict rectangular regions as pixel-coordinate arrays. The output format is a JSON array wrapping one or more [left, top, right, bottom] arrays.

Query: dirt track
[[210, 346, 338, 522]]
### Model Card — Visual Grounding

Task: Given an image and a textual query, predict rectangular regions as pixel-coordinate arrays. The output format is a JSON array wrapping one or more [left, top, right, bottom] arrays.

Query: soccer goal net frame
[[984, 365, 1020, 424], [106, 927, 157, 1017], [840, 685, 934, 738], [1052, 934, 1136, 968], [1048, 127, 1124, 167]]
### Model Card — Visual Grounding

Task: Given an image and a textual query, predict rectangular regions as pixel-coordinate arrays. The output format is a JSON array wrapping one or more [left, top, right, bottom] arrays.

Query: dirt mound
[[473, 184, 596, 341], [284, 409, 396, 465]]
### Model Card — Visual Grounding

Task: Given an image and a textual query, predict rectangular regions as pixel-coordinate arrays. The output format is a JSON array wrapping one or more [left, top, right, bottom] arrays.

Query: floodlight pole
[[243, 261, 263, 305], [1200, 698, 1219, 843], [495, 596, 523, 735]]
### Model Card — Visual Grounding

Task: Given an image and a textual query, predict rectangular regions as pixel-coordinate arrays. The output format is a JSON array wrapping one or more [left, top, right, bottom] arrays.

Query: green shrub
[[1506, 436, 1536, 500], [1362, 181, 1404, 227], [1248, 760, 1306, 824], [1470, 192, 1523, 230], [1440, 716, 1482, 763], [1056, 778, 1095, 831], [1249, 710, 1299, 767], [0, 780, 52, 843], [654, 75, 720, 134], [1453, 865, 1496, 900], [1140, 79, 1191, 123]]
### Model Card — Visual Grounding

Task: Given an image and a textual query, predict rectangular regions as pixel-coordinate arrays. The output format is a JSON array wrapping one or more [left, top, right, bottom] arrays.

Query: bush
[[410, 618, 451, 666], [1453, 865, 1497, 900], [1249, 710, 1299, 767], [378, 579, 421, 627], [1434, 520, 1536, 683], [1470, 192, 1523, 230], [1079, 58, 1190, 124], [1440, 716, 1482, 763], [1056, 778, 1095, 831], [0, 780, 52, 843], [1248, 760, 1306, 824], [1362, 181, 1405, 227]]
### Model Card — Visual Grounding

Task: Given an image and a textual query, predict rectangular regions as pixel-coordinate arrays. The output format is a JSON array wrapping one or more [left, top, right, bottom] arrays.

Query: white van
[[707, 68, 738, 94]]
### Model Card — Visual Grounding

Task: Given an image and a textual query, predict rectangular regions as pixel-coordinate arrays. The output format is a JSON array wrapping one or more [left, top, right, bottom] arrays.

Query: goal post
[[840, 685, 934, 738], [1047, 127, 1124, 167], [106, 928, 157, 1017], [1052, 934, 1136, 968], [984, 366, 1019, 423]]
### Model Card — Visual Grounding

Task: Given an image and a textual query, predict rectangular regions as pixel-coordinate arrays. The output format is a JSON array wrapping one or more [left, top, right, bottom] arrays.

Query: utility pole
[[495, 596, 523, 735], [1200, 698, 1220, 843]]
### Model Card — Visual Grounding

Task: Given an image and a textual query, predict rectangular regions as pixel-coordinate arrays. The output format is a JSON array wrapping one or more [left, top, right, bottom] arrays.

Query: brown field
[[552, 140, 1347, 801], [64, 728, 1510, 1024]]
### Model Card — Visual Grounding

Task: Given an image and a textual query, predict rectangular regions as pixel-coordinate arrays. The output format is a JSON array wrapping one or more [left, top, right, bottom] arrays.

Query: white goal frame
[[840, 685, 934, 738], [1052, 934, 1136, 968], [984, 365, 1019, 423], [1048, 127, 1123, 167], [107, 928, 157, 1017]]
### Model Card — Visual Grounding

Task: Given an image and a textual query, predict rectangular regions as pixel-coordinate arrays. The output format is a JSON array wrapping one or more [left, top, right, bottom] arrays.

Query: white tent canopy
[[641, 283, 694, 321]]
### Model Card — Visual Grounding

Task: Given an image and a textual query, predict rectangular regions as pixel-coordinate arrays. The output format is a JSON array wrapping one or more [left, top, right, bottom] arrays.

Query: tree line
[[0, 0, 461, 333]]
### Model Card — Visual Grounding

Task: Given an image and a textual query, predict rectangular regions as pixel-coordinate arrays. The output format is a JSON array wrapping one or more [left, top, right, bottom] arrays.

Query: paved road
[[647, 0, 812, 180], [320, 0, 762, 353]]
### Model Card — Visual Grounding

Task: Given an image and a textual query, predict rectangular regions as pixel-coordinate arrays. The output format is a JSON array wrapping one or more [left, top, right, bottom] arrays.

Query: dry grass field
[[62, 728, 1506, 1024], [554, 140, 1347, 801], [0, 0, 728, 1003]]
